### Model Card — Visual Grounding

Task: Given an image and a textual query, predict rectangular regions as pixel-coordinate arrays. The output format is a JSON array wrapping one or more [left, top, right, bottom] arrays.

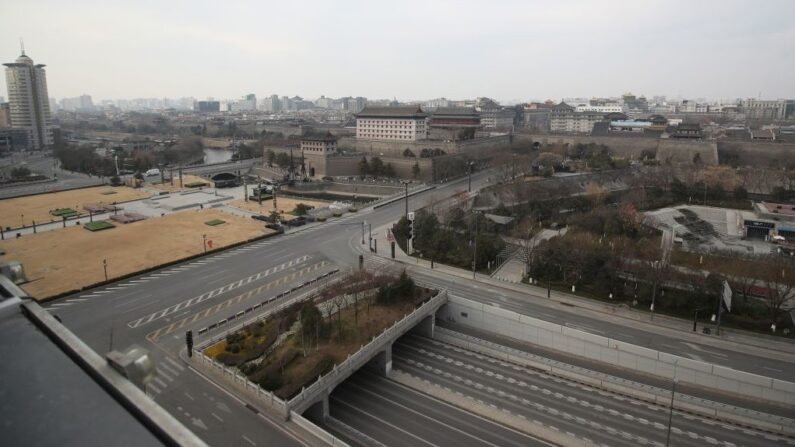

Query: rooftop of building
[[300, 130, 338, 142], [0, 275, 206, 447], [356, 105, 427, 118], [431, 107, 480, 117]]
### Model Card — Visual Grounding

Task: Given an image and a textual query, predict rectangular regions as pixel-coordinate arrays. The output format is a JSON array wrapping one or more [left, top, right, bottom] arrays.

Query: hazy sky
[[2, 0, 794, 103]]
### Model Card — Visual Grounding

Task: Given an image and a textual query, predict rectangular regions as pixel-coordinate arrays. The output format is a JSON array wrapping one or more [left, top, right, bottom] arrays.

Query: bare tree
[[514, 215, 542, 278], [759, 256, 795, 328]]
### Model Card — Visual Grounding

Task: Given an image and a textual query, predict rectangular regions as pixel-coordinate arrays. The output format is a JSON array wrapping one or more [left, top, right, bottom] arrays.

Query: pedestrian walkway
[[491, 257, 524, 283]]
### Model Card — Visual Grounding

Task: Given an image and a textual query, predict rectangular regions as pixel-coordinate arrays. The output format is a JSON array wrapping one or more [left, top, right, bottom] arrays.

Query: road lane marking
[[242, 435, 256, 446], [165, 356, 185, 371], [211, 412, 224, 422], [145, 261, 328, 342], [127, 255, 310, 329], [331, 398, 439, 447]]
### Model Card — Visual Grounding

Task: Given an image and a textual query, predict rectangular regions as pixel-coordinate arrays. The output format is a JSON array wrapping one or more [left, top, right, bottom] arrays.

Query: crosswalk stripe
[[159, 362, 180, 377], [158, 370, 174, 382], [153, 377, 168, 388], [164, 356, 185, 371]]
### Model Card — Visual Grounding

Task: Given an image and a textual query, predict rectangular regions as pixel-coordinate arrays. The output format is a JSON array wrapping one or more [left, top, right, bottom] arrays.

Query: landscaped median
[[191, 269, 446, 421], [2, 208, 276, 300]]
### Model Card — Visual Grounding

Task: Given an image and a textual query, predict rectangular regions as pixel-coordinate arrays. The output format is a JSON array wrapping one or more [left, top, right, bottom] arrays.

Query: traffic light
[[185, 330, 193, 357]]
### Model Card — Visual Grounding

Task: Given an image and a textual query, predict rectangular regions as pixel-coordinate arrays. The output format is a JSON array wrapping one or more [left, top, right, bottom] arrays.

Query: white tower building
[[4, 48, 54, 149]]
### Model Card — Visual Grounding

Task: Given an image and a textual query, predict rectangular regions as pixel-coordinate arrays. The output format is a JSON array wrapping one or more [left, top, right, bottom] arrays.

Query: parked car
[[287, 216, 307, 227]]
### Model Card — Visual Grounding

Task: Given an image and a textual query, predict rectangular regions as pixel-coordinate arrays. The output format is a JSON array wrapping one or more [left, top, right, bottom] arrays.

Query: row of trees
[[523, 205, 795, 331], [359, 156, 396, 177], [53, 136, 205, 176], [392, 209, 505, 271]]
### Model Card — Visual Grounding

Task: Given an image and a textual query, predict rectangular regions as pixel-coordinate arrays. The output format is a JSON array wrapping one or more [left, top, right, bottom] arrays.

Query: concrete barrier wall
[[438, 295, 795, 406], [434, 328, 795, 435], [191, 353, 290, 419]]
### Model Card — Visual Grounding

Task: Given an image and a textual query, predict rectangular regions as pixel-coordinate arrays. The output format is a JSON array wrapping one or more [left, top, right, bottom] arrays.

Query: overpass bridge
[[190, 290, 447, 422], [182, 158, 262, 185]]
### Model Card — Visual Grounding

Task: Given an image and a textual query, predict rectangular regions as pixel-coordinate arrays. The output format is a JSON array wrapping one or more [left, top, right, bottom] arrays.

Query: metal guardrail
[[196, 268, 342, 343], [193, 352, 289, 417]]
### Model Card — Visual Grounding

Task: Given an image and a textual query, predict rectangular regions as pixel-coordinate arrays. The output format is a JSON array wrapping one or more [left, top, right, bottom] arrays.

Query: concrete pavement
[[393, 333, 791, 447], [322, 370, 549, 447]]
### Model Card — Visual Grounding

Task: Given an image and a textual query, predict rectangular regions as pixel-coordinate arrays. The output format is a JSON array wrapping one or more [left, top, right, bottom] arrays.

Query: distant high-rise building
[[230, 94, 256, 112], [4, 50, 54, 149], [260, 94, 281, 112], [60, 94, 95, 112], [346, 97, 367, 113], [195, 100, 220, 113], [315, 95, 333, 109]]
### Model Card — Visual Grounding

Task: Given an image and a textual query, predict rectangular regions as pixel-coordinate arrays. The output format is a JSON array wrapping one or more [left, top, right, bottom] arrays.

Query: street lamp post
[[103, 259, 108, 281], [472, 211, 480, 279], [468, 161, 474, 193], [401, 181, 410, 219], [202, 234, 207, 254]]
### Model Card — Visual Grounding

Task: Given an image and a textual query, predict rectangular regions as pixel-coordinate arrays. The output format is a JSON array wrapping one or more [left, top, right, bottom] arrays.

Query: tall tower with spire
[[4, 44, 53, 149]]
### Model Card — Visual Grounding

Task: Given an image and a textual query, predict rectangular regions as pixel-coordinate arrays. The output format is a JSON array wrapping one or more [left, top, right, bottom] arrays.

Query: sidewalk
[[369, 223, 795, 362]]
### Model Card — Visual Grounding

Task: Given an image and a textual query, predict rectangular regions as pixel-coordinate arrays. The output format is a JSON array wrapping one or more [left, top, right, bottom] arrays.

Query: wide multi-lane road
[[391, 333, 792, 447], [322, 370, 550, 447], [42, 167, 795, 446]]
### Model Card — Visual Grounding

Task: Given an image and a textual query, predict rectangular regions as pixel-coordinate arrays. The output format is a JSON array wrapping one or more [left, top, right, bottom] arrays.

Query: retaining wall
[[438, 295, 795, 406]]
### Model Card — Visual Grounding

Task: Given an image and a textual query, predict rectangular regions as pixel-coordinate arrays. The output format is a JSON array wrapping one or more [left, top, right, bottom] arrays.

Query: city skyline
[[2, 0, 795, 103]]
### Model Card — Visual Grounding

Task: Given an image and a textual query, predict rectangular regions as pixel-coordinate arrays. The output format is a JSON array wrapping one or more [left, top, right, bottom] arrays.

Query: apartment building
[[355, 106, 427, 141]]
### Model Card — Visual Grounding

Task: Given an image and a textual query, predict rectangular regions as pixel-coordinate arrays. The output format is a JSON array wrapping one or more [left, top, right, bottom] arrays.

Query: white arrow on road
[[192, 418, 207, 430], [216, 402, 231, 413]]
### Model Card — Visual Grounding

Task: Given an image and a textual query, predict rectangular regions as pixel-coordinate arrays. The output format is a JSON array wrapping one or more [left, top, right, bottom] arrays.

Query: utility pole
[[472, 211, 479, 279], [257, 175, 263, 205], [402, 181, 409, 219], [103, 259, 108, 281], [468, 161, 474, 193], [243, 176, 248, 202]]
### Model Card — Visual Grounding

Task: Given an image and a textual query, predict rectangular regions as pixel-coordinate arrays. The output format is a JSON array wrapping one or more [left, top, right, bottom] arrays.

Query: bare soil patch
[[0, 186, 150, 228], [1, 208, 273, 300]]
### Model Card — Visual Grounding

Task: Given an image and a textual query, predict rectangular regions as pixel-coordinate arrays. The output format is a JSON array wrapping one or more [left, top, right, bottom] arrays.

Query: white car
[[144, 168, 161, 177]]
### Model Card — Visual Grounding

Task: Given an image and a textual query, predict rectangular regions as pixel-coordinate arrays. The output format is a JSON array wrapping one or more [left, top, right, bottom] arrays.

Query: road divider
[[128, 255, 311, 329], [146, 266, 338, 342]]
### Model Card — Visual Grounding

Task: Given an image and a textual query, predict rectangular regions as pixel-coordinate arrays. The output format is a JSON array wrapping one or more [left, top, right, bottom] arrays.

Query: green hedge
[[83, 220, 115, 231], [50, 208, 78, 217]]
